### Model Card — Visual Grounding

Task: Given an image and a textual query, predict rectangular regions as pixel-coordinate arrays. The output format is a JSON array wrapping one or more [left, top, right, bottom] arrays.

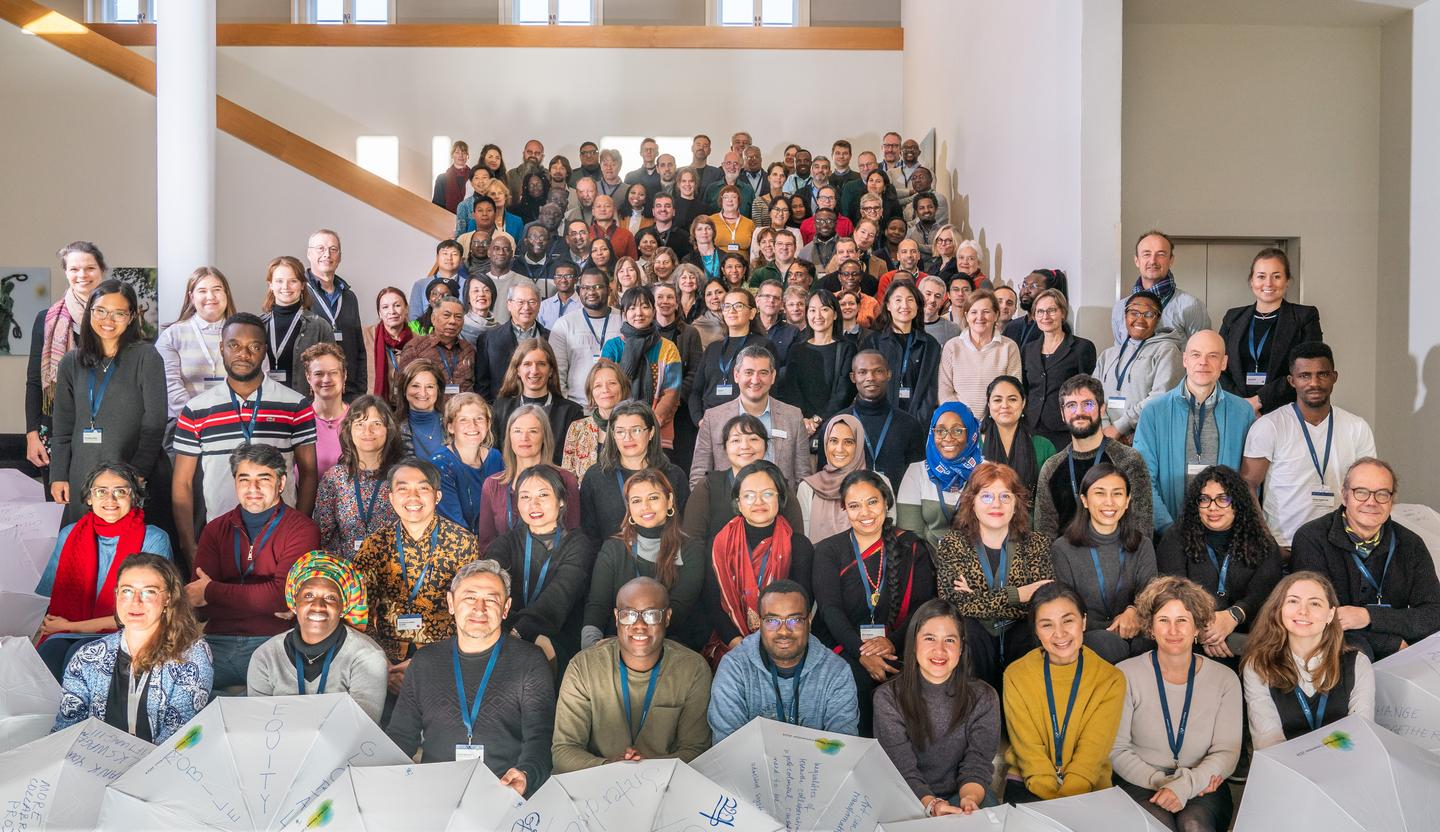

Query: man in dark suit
[[474, 282, 550, 400], [304, 229, 366, 401], [691, 346, 813, 490]]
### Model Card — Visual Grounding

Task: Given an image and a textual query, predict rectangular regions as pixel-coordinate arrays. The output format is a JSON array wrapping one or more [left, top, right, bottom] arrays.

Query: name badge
[[445, 384, 461, 395], [860, 624, 886, 642], [772, 428, 789, 440], [715, 383, 734, 396], [1186, 463, 1207, 478], [454, 744, 485, 762], [726, 243, 740, 251], [395, 613, 423, 635], [203, 375, 225, 383], [271, 370, 288, 383], [1311, 489, 1338, 509], [1107, 396, 1127, 411], [898, 387, 912, 400], [1245, 372, 1267, 386], [333, 332, 344, 342], [82, 428, 103, 445], [353, 539, 363, 552]]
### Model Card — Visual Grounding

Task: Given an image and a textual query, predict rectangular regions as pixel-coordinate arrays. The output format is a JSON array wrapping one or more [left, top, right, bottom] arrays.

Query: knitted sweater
[[937, 330, 1022, 419], [873, 675, 1001, 801], [245, 627, 389, 723], [707, 633, 858, 742], [1003, 646, 1126, 799]]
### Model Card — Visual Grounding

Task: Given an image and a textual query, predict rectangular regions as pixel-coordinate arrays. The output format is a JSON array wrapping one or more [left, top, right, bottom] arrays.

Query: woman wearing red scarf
[[34, 461, 173, 680], [361, 287, 413, 405], [704, 460, 815, 665]]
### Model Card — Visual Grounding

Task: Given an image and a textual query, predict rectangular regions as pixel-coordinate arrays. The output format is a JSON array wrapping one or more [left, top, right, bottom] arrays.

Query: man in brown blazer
[[690, 345, 814, 489]]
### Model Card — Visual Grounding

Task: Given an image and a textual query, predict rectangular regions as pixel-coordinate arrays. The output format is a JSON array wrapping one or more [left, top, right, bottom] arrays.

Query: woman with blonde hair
[[155, 266, 236, 419], [561, 359, 631, 480], [431, 392, 503, 530], [475, 404, 581, 550]]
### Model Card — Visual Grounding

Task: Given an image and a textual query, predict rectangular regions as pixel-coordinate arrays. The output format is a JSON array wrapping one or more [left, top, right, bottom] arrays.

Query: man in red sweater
[[185, 443, 321, 690]]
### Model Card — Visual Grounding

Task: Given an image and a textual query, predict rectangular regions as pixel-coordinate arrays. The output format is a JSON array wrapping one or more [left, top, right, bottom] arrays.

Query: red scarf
[[712, 514, 794, 639], [373, 325, 413, 404], [46, 509, 147, 628]]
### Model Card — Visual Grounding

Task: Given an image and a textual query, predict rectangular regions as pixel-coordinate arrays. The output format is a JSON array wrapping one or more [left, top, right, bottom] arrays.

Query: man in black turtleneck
[[848, 350, 925, 486]]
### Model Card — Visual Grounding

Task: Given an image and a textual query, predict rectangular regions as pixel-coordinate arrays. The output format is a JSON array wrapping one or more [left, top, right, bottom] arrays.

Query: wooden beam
[[88, 22, 902, 50], [1, 0, 453, 239]]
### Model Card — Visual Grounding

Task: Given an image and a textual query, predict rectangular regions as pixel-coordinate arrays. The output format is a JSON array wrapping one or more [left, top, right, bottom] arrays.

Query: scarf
[[981, 417, 1041, 497], [712, 514, 794, 638], [1133, 272, 1177, 307], [46, 508, 147, 626], [285, 624, 348, 682], [926, 404, 983, 492], [373, 324, 413, 403], [1344, 517, 1384, 556], [802, 415, 868, 542], [41, 293, 86, 414], [618, 321, 660, 405], [285, 550, 369, 629]]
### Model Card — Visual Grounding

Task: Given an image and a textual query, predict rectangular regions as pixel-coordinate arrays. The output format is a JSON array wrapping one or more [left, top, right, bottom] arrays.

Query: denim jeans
[[205, 634, 270, 692]]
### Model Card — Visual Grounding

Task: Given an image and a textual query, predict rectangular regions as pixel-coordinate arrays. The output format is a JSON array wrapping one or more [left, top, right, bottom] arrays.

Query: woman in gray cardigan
[[1050, 462, 1158, 664], [262, 255, 335, 398], [49, 280, 169, 528]]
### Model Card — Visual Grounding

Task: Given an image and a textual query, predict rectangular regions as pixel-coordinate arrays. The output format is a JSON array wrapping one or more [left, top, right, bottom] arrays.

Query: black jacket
[[847, 395, 926, 487], [491, 393, 581, 465], [578, 462, 690, 545], [863, 327, 942, 426], [689, 333, 776, 424], [306, 272, 367, 401], [778, 339, 857, 421], [1021, 333, 1097, 440], [485, 527, 597, 674], [474, 322, 552, 400], [1218, 301, 1323, 414], [1155, 525, 1284, 629]]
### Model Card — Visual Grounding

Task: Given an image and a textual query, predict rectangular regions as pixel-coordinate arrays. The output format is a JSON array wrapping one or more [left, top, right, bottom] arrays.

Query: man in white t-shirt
[[548, 267, 623, 405], [1240, 342, 1375, 550]]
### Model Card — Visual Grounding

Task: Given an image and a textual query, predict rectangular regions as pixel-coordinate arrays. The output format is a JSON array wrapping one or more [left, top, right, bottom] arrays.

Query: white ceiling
[[1124, 0, 1412, 27]]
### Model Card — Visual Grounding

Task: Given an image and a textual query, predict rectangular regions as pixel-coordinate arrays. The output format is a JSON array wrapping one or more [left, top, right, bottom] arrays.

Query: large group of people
[[22, 130, 1439, 829]]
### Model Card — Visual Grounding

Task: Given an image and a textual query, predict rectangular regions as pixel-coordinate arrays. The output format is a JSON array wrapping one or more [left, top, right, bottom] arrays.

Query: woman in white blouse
[[154, 267, 235, 422]]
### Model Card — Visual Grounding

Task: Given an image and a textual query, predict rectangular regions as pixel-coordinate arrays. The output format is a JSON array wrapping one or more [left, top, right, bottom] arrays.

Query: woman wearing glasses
[[897, 404, 984, 552], [1095, 291, 1183, 443], [689, 289, 773, 417], [1021, 289, 1096, 449], [578, 401, 688, 545], [35, 462, 173, 680], [48, 280, 169, 528], [683, 414, 804, 546], [1157, 466, 1282, 660]]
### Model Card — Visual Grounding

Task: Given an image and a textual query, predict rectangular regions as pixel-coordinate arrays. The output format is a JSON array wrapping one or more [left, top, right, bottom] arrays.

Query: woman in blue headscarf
[[897, 403, 984, 552]]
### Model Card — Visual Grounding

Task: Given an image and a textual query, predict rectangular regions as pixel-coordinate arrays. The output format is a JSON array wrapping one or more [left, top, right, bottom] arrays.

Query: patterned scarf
[[285, 551, 369, 629], [1134, 272, 1177, 307], [925, 403, 984, 492], [41, 293, 85, 414], [712, 514, 794, 639], [1344, 517, 1383, 557]]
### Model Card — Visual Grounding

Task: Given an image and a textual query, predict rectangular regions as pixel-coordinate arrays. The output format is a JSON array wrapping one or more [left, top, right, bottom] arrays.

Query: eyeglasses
[[91, 308, 133, 322], [117, 587, 163, 604], [1347, 487, 1395, 505], [978, 492, 1015, 506], [761, 615, 806, 631], [1062, 400, 1099, 414], [1196, 494, 1233, 509], [1033, 307, 1062, 318], [612, 426, 651, 440], [931, 427, 967, 440], [740, 489, 779, 505], [1125, 308, 1160, 320], [510, 298, 540, 308], [839, 270, 863, 278], [617, 608, 666, 626], [89, 486, 133, 500], [308, 245, 340, 255], [721, 302, 751, 312]]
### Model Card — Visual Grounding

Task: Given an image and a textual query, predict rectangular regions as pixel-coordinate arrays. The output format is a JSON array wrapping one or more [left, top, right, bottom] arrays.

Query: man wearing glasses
[[475, 283, 547, 400], [304, 229, 366, 400], [1034, 375, 1154, 538], [552, 577, 713, 772], [1291, 458, 1440, 661], [707, 580, 858, 742], [550, 267, 623, 405], [1095, 290, 1184, 443]]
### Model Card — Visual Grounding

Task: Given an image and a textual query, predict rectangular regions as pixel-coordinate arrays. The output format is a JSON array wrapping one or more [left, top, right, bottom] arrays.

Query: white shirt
[[1244, 405, 1376, 545], [1242, 651, 1374, 750], [548, 307, 624, 405], [538, 293, 579, 330]]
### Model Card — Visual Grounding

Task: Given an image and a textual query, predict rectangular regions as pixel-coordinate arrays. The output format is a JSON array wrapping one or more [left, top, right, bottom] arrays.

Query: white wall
[[1405, 0, 1440, 501]]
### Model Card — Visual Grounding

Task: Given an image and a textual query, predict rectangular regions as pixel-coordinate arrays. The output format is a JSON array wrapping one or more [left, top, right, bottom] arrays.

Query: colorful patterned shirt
[[313, 465, 397, 559], [352, 515, 479, 662]]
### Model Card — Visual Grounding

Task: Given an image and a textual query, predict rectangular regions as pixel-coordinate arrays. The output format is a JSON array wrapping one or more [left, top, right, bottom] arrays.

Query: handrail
[[2, 0, 454, 239], [87, 22, 902, 50]]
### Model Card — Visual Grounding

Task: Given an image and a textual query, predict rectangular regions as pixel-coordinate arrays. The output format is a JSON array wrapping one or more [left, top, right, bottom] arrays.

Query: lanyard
[[397, 522, 440, 604], [899, 331, 917, 382], [1067, 439, 1108, 499], [1189, 397, 1209, 459], [933, 481, 959, 528], [385, 346, 400, 373], [308, 280, 344, 328], [717, 336, 742, 376], [1246, 314, 1272, 372], [755, 540, 773, 588], [850, 533, 885, 623], [555, 296, 574, 319], [1295, 688, 1329, 731], [1204, 544, 1231, 597], [1151, 652, 1196, 767], [267, 311, 304, 371], [1350, 534, 1397, 605], [1292, 404, 1335, 483], [353, 474, 383, 529], [767, 653, 803, 725], [294, 641, 339, 695], [523, 529, 563, 607], [125, 666, 150, 734], [87, 361, 118, 427], [228, 385, 262, 444], [1088, 546, 1127, 618], [1043, 652, 1085, 781], [190, 317, 220, 375], [582, 312, 612, 351], [976, 540, 1008, 591], [435, 344, 456, 380], [851, 407, 895, 463], [620, 652, 663, 743], [453, 638, 504, 745], [1112, 338, 1147, 390], [232, 506, 286, 580]]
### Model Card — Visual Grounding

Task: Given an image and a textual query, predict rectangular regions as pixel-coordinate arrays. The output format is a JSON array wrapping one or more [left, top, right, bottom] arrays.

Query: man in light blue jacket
[[708, 580, 859, 742], [1135, 330, 1256, 533]]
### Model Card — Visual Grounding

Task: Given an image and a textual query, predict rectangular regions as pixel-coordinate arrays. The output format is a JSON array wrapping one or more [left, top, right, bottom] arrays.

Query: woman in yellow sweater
[[1003, 581, 1126, 802]]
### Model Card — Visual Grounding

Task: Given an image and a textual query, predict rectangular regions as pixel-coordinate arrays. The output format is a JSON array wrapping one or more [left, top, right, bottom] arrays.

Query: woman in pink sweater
[[937, 289, 1023, 418]]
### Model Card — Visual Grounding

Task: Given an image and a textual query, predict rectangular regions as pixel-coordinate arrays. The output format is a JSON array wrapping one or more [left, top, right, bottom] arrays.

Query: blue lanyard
[[933, 481, 959, 529], [1067, 438, 1108, 499], [1151, 652, 1196, 766], [1246, 315, 1272, 372], [232, 506, 286, 580], [1204, 544, 1231, 597], [851, 407, 895, 463], [556, 297, 574, 319], [353, 474, 383, 529], [976, 540, 1008, 591], [522, 529, 563, 607], [1295, 688, 1329, 731], [620, 652, 663, 743], [397, 522, 440, 604], [1189, 397, 1209, 458], [1043, 652, 1085, 780], [434, 344, 456, 380], [1088, 546, 1128, 618], [849, 533, 884, 623], [228, 385, 262, 445], [767, 653, 803, 725], [1292, 404, 1334, 483], [1112, 338, 1147, 389], [294, 641, 338, 695], [701, 251, 719, 278], [583, 312, 611, 350], [1350, 534, 1397, 605], [453, 638, 504, 745], [385, 347, 400, 372], [87, 361, 118, 427], [717, 336, 742, 376], [899, 331, 917, 381]]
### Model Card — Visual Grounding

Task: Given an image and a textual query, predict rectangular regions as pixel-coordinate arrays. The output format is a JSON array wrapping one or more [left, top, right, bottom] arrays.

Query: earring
[[666, 507, 675, 517]]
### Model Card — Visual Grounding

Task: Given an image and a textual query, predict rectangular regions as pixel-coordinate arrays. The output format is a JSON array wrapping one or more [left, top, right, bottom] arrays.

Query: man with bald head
[[551, 577, 712, 772], [875, 238, 928, 298], [704, 151, 754, 214], [587, 194, 637, 259], [1135, 329, 1256, 532]]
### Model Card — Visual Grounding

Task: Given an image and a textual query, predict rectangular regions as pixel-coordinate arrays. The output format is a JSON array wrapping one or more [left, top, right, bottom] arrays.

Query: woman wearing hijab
[[797, 415, 878, 542], [245, 552, 387, 722], [601, 287, 683, 449], [897, 404, 984, 552], [979, 376, 1057, 501]]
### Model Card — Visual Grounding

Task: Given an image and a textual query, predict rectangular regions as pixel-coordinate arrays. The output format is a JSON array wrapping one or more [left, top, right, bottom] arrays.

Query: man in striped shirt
[[172, 312, 318, 562]]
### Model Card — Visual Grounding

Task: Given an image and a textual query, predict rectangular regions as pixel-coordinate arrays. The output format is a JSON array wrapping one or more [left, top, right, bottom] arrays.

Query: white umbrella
[[1374, 627, 1440, 753], [876, 787, 1168, 832], [1234, 714, 1440, 831], [276, 757, 524, 832], [497, 758, 783, 832], [95, 693, 411, 830], [0, 636, 62, 753], [0, 717, 153, 831], [692, 717, 925, 830], [0, 524, 57, 638], [1390, 504, 1440, 576]]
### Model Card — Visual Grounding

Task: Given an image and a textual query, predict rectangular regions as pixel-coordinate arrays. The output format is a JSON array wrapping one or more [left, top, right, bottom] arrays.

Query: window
[[432, 136, 455, 179], [508, 0, 599, 25], [600, 136, 695, 176], [715, 0, 806, 26], [356, 136, 400, 185], [299, 0, 393, 24], [88, 0, 158, 23]]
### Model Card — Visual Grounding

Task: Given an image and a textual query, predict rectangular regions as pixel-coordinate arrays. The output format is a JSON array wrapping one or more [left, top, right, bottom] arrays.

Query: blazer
[[53, 633, 213, 744], [262, 310, 335, 399], [492, 394, 583, 465], [690, 396, 813, 489], [1022, 333, 1098, 438], [778, 339, 858, 420], [864, 327, 943, 426], [1218, 301, 1323, 414], [473, 322, 551, 400]]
